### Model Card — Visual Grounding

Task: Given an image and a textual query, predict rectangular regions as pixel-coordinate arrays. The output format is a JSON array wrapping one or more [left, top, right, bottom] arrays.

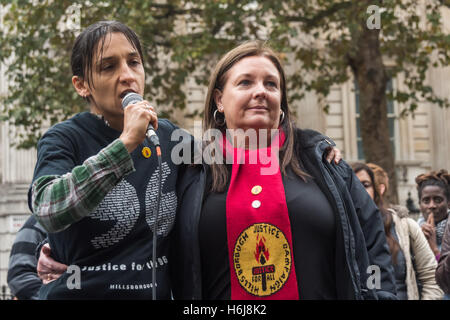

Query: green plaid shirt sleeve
[[31, 139, 135, 233]]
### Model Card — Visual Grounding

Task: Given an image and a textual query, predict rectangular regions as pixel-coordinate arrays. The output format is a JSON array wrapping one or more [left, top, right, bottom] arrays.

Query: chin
[[436, 212, 448, 223], [243, 118, 277, 130]]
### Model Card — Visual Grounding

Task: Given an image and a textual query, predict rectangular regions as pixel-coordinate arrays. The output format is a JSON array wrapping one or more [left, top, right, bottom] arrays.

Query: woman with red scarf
[[170, 41, 397, 300]]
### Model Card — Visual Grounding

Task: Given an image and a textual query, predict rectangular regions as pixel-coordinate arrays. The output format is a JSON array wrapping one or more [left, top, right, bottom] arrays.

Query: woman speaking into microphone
[[30, 21, 180, 299]]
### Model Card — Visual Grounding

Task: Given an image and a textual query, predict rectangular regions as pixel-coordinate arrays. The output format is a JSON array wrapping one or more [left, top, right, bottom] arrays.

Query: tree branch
[[149, 3, 203, 19], [437, 0, 450, 7], [280, 1, 353, 27]]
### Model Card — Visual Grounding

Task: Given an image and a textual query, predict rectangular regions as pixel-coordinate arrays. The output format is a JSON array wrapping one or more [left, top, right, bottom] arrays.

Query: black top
[[199, 168, 337, 299], [171, 128, 397, 300], [31, 112, 179, 299]]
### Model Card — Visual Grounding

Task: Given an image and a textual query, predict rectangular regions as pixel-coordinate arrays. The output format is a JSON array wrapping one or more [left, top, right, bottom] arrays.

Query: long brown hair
[[367, 162, 389, 201], [203, 41, 308, 192], [352, 162, 401, 265]]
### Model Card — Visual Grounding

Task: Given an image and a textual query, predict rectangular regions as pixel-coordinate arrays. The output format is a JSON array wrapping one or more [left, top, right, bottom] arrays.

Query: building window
[[354, 78, 396, 160]]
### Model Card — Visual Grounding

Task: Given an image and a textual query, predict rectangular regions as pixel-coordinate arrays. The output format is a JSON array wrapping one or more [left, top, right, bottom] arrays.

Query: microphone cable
[[152, 143, 162, 301], [121, 92, 162, 300]]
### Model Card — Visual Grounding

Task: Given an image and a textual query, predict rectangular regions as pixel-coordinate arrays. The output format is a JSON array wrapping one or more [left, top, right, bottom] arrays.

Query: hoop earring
[[280, 110, 285, 124], [213, 109, 226, 126]]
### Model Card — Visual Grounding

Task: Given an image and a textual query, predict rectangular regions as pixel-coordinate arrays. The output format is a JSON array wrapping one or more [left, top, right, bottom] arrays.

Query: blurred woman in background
[[352, 162, 443, 300]]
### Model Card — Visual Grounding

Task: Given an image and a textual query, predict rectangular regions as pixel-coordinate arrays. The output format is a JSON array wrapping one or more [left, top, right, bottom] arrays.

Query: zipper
[[191, 165, 207, 299]]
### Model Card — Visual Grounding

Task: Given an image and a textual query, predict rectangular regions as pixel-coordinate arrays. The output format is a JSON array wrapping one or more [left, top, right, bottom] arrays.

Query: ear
[[379, 184, 386, 197], [213, 88, 224, 113], [72, 76, 90, 98]]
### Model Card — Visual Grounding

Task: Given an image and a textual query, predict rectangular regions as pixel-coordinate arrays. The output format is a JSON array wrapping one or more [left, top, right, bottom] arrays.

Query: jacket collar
[[295, 128, 336, 149]]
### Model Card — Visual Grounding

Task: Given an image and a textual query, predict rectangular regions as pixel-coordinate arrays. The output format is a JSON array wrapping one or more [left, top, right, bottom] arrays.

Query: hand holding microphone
[[119, 92, 160, 153]]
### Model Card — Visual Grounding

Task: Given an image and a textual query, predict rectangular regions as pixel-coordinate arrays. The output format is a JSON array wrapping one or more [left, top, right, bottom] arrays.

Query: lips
[[248, 105, 268, 110], [119, 89, 137, 99]]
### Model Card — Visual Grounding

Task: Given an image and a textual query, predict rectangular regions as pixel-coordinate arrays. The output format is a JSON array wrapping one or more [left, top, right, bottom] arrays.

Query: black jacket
[[170, 128, 397, 300]]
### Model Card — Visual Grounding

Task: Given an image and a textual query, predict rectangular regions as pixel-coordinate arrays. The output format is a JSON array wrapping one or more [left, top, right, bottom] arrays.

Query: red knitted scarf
[[223, 130, 299, 300]]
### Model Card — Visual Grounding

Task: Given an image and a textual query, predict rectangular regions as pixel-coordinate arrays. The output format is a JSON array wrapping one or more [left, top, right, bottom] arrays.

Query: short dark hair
[[415, 169, 450, 201], [71, 21, 144, 89]]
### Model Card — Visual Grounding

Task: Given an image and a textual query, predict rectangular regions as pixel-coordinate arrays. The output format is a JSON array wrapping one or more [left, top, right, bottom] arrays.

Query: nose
[[253, 81, 267, 99], [429, 200, 437, 209], [119, 61, 135, 84]]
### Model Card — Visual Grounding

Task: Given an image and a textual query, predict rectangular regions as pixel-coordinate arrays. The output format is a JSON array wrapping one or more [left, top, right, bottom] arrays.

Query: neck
[[106, 117, 124, 132], [90, 106, 124, 132], [226, 128, 281, 150]]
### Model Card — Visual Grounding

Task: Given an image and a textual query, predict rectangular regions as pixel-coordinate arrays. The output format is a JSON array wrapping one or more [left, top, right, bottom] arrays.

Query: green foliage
[[1, 0, 450, 148]]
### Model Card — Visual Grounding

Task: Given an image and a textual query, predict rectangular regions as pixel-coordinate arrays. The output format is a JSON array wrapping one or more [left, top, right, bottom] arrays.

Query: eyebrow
[[235, 73, 280, 81], [97, 52, 140, 66]]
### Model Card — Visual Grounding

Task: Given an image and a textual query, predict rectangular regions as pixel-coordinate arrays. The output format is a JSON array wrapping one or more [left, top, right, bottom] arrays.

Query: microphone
[[121, 92, 160, 147]]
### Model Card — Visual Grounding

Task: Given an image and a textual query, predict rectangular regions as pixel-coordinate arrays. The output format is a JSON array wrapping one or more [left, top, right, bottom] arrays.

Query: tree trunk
[[351, 26, 399, 204]]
